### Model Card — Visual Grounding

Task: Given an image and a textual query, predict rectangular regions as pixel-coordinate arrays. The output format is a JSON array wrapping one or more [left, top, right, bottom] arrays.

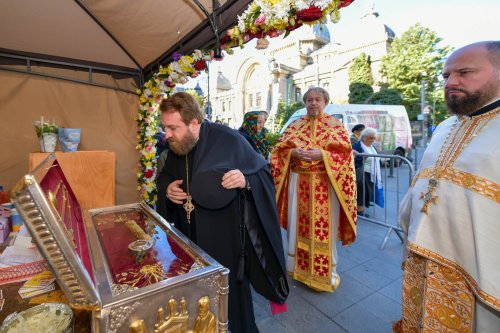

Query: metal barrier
[[355, 153, 415, 249]]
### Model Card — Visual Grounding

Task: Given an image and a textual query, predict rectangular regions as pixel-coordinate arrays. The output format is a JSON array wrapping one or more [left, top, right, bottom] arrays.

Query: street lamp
[[420, 78, 427, 147]]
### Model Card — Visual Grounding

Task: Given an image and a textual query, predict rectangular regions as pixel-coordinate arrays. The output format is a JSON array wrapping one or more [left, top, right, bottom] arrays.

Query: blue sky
[[330, 0, 500, 49], [186, 0, 499, 90]]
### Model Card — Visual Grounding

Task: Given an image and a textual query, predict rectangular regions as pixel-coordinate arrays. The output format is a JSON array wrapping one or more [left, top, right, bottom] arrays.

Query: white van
[[281, 104, 413, 161]]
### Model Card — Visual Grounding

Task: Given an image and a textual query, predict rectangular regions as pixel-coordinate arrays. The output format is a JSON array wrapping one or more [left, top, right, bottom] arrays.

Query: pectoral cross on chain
[[183, 195, 194, 224], [419, 178, 438, 214]]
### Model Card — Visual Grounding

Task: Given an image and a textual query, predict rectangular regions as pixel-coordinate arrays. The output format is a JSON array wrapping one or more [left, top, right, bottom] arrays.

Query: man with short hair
[[157, 92, 288, 333], [395, 41, 500, 332]]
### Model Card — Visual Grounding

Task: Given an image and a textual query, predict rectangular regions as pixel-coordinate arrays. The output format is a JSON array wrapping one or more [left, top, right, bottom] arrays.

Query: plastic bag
[[375, 183, 384, 208]]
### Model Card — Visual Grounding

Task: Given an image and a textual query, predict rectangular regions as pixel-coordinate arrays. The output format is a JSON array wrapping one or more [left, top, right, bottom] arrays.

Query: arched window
[[246, 64, 267, 110]]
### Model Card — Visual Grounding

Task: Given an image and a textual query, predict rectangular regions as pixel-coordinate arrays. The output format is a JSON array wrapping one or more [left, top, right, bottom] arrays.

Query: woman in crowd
[[238, 111, 270, 159], [352, 127, 382, 217], [350, 124, 365, 145]]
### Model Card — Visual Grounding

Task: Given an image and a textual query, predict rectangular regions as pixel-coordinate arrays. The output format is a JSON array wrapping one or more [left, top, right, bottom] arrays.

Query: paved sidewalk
[[252, 148, 430, 332], [254, 220, 404, 333]]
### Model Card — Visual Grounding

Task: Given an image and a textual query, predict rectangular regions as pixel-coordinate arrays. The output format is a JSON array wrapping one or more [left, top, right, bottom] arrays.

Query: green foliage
[[428, 86, 451, 125], [266, 132, 281, 147], [185, 89, 205, 110], [348, 53, 374, 86], [431, 103, 450, 124], [34, 122, 58, 137], [275, 101, 304, 132], [379, 23, 453, 117], [348, 82, 374, 104], [370, 87, 404, 105]]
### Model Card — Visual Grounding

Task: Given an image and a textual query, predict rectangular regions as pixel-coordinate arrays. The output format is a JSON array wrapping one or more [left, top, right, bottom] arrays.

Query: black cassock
[[157, 121, 289, 333]]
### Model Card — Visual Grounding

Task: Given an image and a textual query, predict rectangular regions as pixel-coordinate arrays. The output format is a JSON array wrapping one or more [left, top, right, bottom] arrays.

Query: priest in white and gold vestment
[[395, 41, 500, 332]]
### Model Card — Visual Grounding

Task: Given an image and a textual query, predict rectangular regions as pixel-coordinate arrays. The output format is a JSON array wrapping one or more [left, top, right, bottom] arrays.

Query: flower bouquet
[[223, 0, 355, 49], [34, 117, 59, 152]]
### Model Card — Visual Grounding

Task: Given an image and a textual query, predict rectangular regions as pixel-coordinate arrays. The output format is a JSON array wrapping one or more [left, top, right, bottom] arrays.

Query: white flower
[[169, 62, 181, 73], [312, 0, 333, 10], [158, 81, 167, 92], [294, 0, 313, 11], [146, 127, 156, 137], [192, 50, 203, 60], [238, 12, 248, 32]]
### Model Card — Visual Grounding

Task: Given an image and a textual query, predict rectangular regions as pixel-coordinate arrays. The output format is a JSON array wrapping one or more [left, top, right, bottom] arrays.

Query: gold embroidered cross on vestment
[[419, 109, 498, 214], [419, 176, 439, 214]]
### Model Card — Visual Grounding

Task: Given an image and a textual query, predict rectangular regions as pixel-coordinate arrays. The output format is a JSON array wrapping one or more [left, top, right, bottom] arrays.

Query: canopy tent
[[0, 0, 250, 204], [0, 0, 250, 80]]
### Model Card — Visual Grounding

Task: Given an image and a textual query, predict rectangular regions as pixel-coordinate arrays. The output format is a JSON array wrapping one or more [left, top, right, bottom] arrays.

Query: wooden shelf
[[29, 151, 115, 209]]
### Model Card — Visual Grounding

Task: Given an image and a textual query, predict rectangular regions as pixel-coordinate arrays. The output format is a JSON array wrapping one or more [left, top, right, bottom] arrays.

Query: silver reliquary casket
[[10, 155, 229, 333]]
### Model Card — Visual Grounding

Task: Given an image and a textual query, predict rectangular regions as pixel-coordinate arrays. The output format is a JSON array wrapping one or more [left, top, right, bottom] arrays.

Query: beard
[[168, 130, 198, 155], [445, 77, 500, 116]]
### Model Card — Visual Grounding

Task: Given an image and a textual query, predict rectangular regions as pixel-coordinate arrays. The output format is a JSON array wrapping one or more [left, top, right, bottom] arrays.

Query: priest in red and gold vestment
[[270, 87, 357, 292]]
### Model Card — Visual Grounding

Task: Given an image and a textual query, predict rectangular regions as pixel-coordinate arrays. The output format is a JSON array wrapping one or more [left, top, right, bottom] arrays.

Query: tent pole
[[192, 0, 222, 58]]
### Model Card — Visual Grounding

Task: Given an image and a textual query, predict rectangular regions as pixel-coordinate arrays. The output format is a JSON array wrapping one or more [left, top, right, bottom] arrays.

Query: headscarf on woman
[[238, 111, 270, 159]]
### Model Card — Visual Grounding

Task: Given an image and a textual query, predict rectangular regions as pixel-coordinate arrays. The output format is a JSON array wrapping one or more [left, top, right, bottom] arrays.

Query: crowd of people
[[153, 40, 499, 333]]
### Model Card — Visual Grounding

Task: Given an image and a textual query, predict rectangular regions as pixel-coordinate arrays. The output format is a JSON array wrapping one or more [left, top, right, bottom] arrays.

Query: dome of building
[[216, 71, 232, 90], [290, 23, 330, 44], [384, 24, 395, 41], [313, 23, 330, 43], [339, 1, 394, 47]]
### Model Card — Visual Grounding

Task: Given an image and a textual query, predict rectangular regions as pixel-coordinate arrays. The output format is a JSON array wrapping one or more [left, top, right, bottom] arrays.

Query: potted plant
[[34, 118, 59, 152]]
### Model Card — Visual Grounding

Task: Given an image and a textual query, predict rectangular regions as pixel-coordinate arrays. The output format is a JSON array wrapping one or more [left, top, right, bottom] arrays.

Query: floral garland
[[224, 0, 354, 46], [136, 0, 354, 205]]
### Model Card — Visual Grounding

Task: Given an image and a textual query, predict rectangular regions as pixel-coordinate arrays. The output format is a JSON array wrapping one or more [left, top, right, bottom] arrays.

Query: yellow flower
[[267, 0, 280, 5], [181, 55, 194, 64], [179, 61, 194, 74], [151, 86, 160, 96]]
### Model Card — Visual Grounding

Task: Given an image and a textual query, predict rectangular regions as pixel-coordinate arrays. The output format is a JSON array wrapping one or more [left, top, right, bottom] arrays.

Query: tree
[[348, 82, 373, 104], [370, 86, 403, 105], [185, 89, 205, 110], [348, 53, 374, 86], [275, 101, 304, 132], [379, 23, 452, 120], [427, 85, 450, 126]]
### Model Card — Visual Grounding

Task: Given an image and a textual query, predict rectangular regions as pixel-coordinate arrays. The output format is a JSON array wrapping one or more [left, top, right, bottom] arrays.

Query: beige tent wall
[[0, 70, 140, 204]]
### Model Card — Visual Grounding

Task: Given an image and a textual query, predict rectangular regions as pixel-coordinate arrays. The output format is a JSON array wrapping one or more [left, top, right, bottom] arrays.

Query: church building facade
[[206, 4, 395, 129]]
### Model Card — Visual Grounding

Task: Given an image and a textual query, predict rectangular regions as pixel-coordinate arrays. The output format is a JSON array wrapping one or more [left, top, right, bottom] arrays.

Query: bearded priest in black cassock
[[156, 92, 289, 333]]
